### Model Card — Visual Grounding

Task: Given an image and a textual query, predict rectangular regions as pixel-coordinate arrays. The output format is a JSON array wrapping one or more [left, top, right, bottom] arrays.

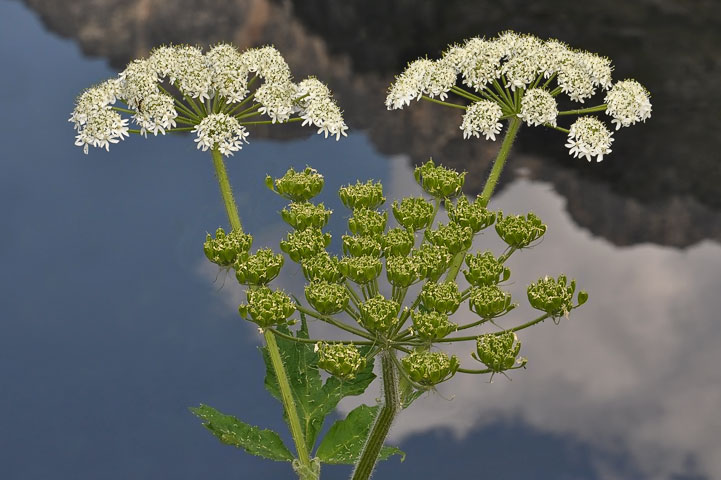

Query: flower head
[[461, 100, 503, 140], [605, 79, 652, 129], [193, 113, 249, 155], [518, 88, 558, 127], [565, 116, 614, 162]]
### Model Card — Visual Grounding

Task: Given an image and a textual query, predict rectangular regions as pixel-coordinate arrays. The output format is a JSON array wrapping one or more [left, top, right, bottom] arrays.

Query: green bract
[[402, 350, 459, 387], [381, 228, 415, 257], [412, 244, 452, 280], [348, 208, 388, 238], [411, 311, 457, 341], [339, 256, 383, 284], [420, 281, 462, 314], [281, 202, 332, 230], [495, 212, 547, 248], [301, 252, 343, 283], [305, 281, 350, 315], [279, 228, 332, 263], [424, 222, 474, 254], [463, 251, 510, 287], [468, 285, 514, 318], [339, 180, 385, 210], [446, 196, 496, 233], [238, 287, 296, 328], [235, 248, 284, 285], [315, 342, 366, 380], [266, 167, 325, 202], [527, 274, 577, 317], [392, 197, 435, 231], [359, 295, 400, 333], [385, 255, 419, 288], [204, 228, 253, 266], [414, 159, 465, 199], [342, 235, 382, 258], [472, 332, 525, 373]]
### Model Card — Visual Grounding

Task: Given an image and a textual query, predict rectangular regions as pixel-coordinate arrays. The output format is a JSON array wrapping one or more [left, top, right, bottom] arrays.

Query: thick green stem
[[210, 149, 242, 232], [351, 351, 400, 480]]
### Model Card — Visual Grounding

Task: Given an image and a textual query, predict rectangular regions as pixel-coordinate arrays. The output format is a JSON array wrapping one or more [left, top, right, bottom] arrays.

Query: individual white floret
[[192, 113, 249, 156], [296, 77, 348, 140], [518, 88, 558, 126], [119, 59, 160, 109], [457, 37, 504, 91], [74, 108, 129, 154], [240, 46, 292, 84], [206, 43, 250, 103], [605, 79, 652, 129], [461, 100, 503, 140], [172, 45, 213, 101], [255, 81, 298, 123], [565, 116, 614, 162], [69, 79, 121, 129], [132, 92, 178, 136]]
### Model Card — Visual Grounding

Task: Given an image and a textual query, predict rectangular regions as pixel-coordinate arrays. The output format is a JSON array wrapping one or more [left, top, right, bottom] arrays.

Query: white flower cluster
[[461, 100, 503, 140], [518, 88, 558, 127], [605, 79, 652, 130], [565, 116, 614, 162], [70, 43, 348, 155], [193, 113, 249, 156]]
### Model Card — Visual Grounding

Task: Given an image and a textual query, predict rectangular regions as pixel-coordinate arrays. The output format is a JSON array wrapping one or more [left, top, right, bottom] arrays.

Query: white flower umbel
[[461, 100, 503, 140], [240, 46, 292, 84], [296, 77, 348, 140], [385, 58, 434, 109], [501, 34, 544, 90], [119, 59, 159, 109], [193, 113, 249, 156], [69, 79, 121, 129], [566, 116, 614, 162], [206, 43, 250, 103], [74, 108, 129, 154], [172, 45, 213, 102], [133, 92, 178, 136], [519, 88, 558, 127], [456, 37, 504, 91], [255, 81, 298, 123], [605, 79, 652, 130]]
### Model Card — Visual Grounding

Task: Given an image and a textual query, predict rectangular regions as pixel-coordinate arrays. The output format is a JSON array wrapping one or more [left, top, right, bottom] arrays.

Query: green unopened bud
[[342, 235, 382, 257], [301, 252, 343, 283], [463, 251, 510, 287], [316, 342, 366, 380], [238, 287, 296, 328], [280, 202, 332, 230], [412, 244, 452, 280], [468, 285, 513, 318], [424, 222, 474, 254], [382, 228, 415, 257], [420, 281, 462, 314], [392, 197, 435, 231], [386, 255, 419, 287], [402, 350, 459, 387], [280, 228, 331, 263], [495, 212, 547, 248], [339, 180, 385, 210], [348, 208, 387, 238], [234, 248, 284, 285], [411, 311, 457, 341], [447, 196, 496, 233], [204, 228, 253, 266], [339, 256, 383, 284], [472, 332, 525, 373], [266, 166, 324, 202], [527, 275, 576, 317], [359, 295, 400, 333], [413, 159, 465, 199], [305, 281, 349, 315]]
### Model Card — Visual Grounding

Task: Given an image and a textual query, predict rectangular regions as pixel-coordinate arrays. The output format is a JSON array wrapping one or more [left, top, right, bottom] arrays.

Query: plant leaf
[[190, 404, 294, 462], [316, 404, 405, 464]]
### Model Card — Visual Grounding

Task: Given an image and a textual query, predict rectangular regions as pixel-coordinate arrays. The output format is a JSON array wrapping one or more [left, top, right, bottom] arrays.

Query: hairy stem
[[210, 149, 243, 232]]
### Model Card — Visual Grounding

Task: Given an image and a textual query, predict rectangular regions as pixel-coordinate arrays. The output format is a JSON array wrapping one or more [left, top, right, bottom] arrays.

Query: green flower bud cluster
[[339, 256, 383, 284], [495, 212, 547, 248], [280, 202, 332, 230], [402, 350, 459, 387], [472, 332, 525, 373], [392, 197, 435, 231], [342, 234, 382, 258], [412, 244, 452, 280], [266, 166, 324, 202], [238, 287, 296, 328], [414, 159, 465, 199], [235, 248, 284, 285], [339, 180, 385, 210], [316, 342, 366, 380], [305, 281, 349, 315], [348, 208, 388, 238], [425, 222, 474, 254], [411, 311, 457, 341], [382, 228, 415, 257], [527, 275, 582, 317], [463, 251, 510, 287], [447, 196, 496, 233], [420, 281, 462, 314], [386, 255, 420, 288], [280, 228, 332, 263], [468, 285, 514, 318], [359, 295, 400, 333], [204, 228, 253, 266], [301, 252, 343, 283]]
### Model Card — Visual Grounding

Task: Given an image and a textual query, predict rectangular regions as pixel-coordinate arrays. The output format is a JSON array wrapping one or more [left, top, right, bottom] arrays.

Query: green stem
[[210, 149, 242, 232], [240, 118, 304, 126], [268, 328, 373, 346], [557, 104, 607, 116], [351, 351, 400, 480], [421, 95, 467, 110]]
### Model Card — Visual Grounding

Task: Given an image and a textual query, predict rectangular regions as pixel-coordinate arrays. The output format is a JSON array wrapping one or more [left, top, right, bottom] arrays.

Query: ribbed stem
[[210, 148, 242, 232]]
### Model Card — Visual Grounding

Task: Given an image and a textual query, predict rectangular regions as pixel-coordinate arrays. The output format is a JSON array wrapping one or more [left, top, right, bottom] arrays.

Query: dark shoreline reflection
[[21, 0, 721, 247]]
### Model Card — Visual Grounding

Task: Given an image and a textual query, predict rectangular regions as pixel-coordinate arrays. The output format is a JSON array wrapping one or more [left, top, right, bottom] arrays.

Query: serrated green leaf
[[316, 404, 405, 464], [190, 404, 294, 462]]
